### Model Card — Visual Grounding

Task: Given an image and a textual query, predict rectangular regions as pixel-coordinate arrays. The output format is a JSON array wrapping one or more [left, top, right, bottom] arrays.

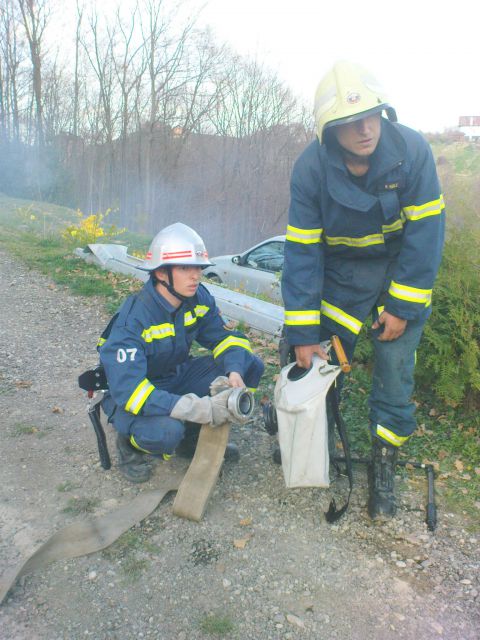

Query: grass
[[0, 191, 478, 522], [103, 528, 162, 560], [10, 423, 40, 436], [57, 481, 79, 493], [62, 496, 100, 515], [120, 555, 149, 582], [199, 614, 235, 636]]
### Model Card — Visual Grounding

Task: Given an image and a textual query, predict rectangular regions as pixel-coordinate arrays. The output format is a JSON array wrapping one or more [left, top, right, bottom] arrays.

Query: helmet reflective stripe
[[314, 60, 397, 143], [139, 222, 214, 271]]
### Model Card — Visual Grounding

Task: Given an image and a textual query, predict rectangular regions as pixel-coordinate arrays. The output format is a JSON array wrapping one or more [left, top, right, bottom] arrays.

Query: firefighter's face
[[334, 113, 381, 157], [171, 265, 202, 297]]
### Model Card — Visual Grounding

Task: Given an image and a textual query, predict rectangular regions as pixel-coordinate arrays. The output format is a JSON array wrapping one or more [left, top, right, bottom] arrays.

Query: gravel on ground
[[0, 249, 478, 640]]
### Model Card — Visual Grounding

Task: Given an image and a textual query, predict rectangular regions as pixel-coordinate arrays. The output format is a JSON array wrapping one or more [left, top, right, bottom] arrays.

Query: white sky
[[195, 0, 480, 132]]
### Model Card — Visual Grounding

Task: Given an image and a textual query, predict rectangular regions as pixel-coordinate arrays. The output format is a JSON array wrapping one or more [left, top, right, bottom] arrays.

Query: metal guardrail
[[75, 244, 284, 338]]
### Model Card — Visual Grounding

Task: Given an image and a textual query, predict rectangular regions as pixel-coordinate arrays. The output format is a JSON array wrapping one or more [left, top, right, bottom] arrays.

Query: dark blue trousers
[[103, 355, 264, 455]]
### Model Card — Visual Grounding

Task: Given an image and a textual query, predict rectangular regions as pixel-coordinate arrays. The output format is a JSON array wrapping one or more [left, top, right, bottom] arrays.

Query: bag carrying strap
[[324, 384, 353, 523]]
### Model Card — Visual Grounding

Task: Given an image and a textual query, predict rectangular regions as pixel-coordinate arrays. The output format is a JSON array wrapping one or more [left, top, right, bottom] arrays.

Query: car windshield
[[245, 241, 284, 272]]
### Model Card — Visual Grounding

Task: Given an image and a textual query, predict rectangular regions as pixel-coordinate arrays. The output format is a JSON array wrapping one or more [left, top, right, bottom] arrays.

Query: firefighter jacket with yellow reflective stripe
[[282, 118, 445, 345], [98, 279, 253, 417]]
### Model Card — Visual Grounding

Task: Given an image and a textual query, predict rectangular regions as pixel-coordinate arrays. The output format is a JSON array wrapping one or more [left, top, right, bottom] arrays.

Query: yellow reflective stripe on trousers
[[388, 281, 432, 305], [184, 305, 210, 326], [141, 323, 175, 343], [284, 309, 321, 326], [403, 194, 445, 221], [321, 300, 362, 335], [125, 378, 155, 415], [376, 424, 409, 447], [325, 233, 384, 248], [97, 337, 106, 347], [129, 435, 172, 460], [212, 335, 252, 358], [286, 225, 323, 244]]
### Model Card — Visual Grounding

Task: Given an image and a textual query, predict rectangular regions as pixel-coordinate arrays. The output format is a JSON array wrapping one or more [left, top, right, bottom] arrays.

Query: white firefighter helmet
[[139, 222, 214, 271], [314, 60, 397, 143]]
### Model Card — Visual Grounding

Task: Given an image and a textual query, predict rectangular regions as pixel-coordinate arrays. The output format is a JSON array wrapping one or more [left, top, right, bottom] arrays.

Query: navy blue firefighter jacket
[[281, 118, 445, 346], [98, 278, 254, 417]]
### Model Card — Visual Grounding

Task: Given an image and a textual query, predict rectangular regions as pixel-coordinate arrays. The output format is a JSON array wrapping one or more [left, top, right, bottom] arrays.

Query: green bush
[[416, 225, 480, 408]]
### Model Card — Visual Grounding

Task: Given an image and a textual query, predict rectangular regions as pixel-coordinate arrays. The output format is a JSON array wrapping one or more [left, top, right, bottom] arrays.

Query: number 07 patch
[[116, 348, 137, 363]]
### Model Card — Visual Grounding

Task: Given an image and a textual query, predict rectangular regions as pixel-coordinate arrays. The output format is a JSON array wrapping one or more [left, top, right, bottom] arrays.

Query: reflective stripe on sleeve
[[376, 424, 409, 447], [125, 378, 155, 415], [403, 194, 445, 221], [97, 337, 106, 347], [285, 225, 323, 244], [212, 336, 253, 358], [141, 323, 175, 342], [388, 281, 432, 305], [284, 309, 321, 326], [321, 300, 362, 335]]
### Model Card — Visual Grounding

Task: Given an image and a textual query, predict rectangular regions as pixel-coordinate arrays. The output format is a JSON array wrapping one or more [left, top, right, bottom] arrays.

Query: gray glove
[[170, 389, 234, 427], [209, 375, 231, 396]]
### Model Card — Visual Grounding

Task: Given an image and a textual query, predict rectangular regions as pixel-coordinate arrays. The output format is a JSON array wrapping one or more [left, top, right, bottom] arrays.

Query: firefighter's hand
[[372, 312, 407, 341], [294, 344, 329, 369], [228, 372, 245, 388]]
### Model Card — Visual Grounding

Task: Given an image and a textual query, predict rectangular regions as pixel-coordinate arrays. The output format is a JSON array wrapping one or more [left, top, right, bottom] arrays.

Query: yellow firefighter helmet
[[314, 60, 397, 143]]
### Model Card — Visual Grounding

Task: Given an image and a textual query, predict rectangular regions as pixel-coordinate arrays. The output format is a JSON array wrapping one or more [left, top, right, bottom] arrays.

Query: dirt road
[[0, 249, 478, 639]]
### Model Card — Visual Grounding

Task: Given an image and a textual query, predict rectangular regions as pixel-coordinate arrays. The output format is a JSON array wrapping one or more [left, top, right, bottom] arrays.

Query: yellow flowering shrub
[[62, 208, 126, 244]]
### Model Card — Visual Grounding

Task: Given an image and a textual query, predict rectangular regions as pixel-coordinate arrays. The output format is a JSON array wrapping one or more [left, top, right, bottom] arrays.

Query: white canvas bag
[[274, 355, 341, 488]]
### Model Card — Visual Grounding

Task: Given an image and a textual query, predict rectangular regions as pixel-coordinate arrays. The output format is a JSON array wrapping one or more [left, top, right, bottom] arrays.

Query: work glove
[[170, 389, 234, 427], [209, 375, 231, 396]]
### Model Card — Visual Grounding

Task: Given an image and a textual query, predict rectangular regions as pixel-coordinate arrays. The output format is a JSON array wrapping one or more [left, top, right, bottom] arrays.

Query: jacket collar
[[323, 119, 406, 212], [144, 277, 179, 314]]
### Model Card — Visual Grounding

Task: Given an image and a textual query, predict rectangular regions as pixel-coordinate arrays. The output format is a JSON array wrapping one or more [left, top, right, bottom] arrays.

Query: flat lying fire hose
[[1, 385, 255, 605], [0, 478, 180, 605]]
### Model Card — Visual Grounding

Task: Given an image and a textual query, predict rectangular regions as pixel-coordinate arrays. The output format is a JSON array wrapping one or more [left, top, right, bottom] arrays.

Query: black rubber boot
[[368, 438, 398, 519], [116, 434, 152, 483], [272, 446, 282, 465]]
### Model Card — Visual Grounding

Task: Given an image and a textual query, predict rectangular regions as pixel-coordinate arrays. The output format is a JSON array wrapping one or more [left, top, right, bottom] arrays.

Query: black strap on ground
[[324, 385, 353, 523]]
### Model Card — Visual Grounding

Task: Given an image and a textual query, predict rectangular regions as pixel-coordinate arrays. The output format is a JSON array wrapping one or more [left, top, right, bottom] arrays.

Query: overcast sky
[[195, 0, 479, 133]]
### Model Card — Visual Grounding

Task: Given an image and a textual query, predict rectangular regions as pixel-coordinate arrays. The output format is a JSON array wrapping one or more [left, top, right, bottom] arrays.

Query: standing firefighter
[[99, 222, 264, 483], [281, 61, 445, 518]]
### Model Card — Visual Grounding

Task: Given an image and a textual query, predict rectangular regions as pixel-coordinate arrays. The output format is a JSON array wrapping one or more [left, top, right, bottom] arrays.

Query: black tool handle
[[426, 466, 437, 531], [88, 404, 111, 470]]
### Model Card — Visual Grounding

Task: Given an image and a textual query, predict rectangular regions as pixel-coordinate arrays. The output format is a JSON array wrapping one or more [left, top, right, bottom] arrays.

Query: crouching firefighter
[[97, 222, 264, 483], [281, 61, 445, 519]]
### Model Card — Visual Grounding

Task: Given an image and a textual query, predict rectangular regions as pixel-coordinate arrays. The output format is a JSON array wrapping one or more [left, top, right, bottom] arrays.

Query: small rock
[[460, 579, 471, 585], [88, 571, 97, 581], [430, 621, 443, 634], [396, 561, 407, 568], [222, 579, 231, 589], [286, 614, 305, 629]]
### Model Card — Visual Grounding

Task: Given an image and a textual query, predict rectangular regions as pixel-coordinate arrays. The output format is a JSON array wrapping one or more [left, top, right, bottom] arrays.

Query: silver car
[[205, 235, 285, 303]]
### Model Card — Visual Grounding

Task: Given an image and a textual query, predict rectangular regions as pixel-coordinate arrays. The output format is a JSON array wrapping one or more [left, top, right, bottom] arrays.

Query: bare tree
[[17, 0, 49, 148], [0, 0, 23, 142]]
